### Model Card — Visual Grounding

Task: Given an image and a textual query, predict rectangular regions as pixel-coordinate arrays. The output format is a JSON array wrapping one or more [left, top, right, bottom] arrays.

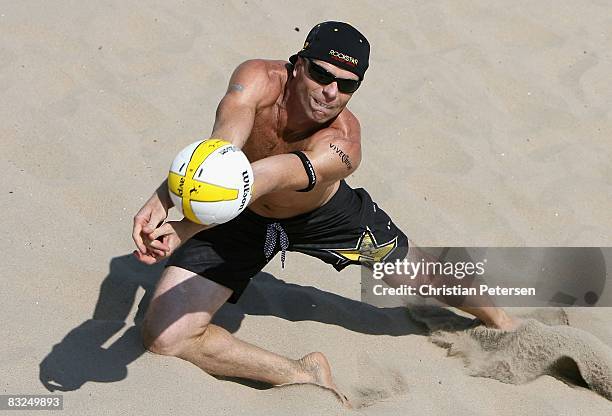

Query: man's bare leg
[[382, 244, 520, 330], [176, 326, 343, 394], [141, 266, 347, 404]]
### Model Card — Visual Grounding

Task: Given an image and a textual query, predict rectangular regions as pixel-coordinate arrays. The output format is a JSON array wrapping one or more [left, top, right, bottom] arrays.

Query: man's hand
[[133, 218, 210, 265], [132, 184, 172, 256]]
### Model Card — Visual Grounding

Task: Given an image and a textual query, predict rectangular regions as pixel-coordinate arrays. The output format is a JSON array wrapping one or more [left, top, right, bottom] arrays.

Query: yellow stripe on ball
[[168, 139, 240, 224]]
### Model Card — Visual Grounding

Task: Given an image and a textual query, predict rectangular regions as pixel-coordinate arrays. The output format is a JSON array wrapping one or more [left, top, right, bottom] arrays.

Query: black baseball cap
[[290, 21, 370, 80]]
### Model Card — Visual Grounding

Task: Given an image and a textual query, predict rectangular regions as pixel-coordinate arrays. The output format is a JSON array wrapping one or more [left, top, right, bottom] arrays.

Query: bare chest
[[241, 106, 308, 162]]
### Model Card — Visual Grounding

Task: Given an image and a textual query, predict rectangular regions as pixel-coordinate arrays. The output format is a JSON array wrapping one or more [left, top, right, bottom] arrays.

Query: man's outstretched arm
[[210, 60, 280, 147], [132, 60, 278, 261], [249, 129, 362, 199]]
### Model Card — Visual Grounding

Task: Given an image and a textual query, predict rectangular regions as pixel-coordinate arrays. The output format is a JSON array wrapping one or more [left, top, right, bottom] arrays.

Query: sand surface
[[2, 1, 611, 414]]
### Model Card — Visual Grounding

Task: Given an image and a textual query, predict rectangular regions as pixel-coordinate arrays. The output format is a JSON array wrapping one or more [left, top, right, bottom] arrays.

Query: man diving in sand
[[131, 21, 520, 404]]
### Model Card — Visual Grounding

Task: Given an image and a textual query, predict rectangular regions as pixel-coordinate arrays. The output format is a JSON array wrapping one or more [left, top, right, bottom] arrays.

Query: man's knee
[[139, 267, 232, 355], [399, 244, 440, 286], [141, 317, 209, 356], [141, 319, 168, 355]]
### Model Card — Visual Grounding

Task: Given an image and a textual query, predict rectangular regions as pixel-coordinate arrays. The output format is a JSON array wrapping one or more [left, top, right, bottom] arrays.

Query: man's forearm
[[180, 217, 214, 239], [155, 180, 173, 209]]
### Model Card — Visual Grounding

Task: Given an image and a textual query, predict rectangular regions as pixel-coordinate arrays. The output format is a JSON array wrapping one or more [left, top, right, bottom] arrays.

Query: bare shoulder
[[331, 108, 361, 144], [313, 108, 361, 152], [229, 59, 287, 108], [233, 59, 287, 82]]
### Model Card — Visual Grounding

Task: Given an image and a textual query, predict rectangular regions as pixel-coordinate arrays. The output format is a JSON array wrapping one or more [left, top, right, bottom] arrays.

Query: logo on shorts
[[324, 227, 397, 266]]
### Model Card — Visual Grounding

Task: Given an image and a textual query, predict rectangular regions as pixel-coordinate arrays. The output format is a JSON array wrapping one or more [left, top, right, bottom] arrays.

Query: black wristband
[[290, 151, 317, 192]]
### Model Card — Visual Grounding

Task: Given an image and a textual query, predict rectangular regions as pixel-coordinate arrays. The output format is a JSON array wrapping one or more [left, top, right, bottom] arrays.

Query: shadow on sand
[[39, 253, 426, 392]]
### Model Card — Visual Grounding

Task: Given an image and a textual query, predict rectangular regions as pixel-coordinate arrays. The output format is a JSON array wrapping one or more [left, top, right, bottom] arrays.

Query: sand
[[410, 306, 612, 401], [2, 0, 611, 414]]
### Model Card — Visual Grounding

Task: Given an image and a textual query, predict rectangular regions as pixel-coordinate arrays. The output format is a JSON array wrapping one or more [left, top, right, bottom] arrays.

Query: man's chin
[[311, 109, 330, 122], [310, 105, 340, 123]]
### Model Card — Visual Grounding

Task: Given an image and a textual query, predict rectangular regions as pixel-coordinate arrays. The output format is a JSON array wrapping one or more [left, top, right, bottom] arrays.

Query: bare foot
[[296, 352, 351, 408]]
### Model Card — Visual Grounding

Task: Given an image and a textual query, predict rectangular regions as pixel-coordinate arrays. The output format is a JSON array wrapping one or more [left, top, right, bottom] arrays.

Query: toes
[[329, 388, 351, 408], [341, 394, 352, 408]]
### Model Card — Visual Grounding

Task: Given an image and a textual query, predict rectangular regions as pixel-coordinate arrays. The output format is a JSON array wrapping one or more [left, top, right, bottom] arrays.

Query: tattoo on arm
[[329, 143, 353, 171], [228, 83, 245, 92]]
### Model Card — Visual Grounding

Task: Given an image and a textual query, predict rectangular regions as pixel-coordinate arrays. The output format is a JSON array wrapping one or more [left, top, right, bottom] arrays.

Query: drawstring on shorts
[[264, 223, 289, 268]]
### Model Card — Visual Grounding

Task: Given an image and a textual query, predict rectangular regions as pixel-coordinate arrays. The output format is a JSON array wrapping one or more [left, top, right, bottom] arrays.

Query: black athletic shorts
[[166, 180, 409, 303]]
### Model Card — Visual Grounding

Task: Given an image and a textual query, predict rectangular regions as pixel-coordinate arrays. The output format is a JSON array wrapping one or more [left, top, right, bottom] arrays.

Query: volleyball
[[167, 139, 254, 225]]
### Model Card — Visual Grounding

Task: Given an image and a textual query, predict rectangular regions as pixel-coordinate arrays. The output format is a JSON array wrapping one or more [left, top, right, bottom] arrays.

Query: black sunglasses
[[304, 58, 361, 93]]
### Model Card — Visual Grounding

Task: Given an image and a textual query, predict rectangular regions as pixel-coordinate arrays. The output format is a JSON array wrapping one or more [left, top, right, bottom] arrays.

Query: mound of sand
[[410, 306, 612, 401]]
